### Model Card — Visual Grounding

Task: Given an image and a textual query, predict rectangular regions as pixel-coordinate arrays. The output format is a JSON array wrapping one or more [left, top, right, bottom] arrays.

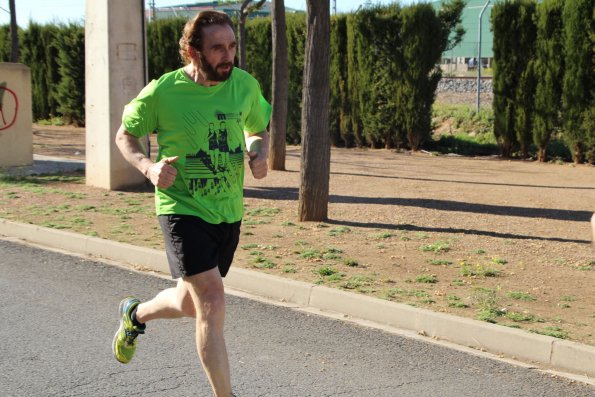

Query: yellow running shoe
[[112, 297, 145, 364]]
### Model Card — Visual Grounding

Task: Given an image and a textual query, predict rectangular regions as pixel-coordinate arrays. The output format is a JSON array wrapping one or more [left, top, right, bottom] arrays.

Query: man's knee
[[198, 285, 226, 314], [184, 269, 226, 314], [179, 291, 196, 317]]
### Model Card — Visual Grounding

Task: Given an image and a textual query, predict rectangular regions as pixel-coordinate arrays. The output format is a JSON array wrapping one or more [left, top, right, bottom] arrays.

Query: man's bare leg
[[135, 279, 196, 323], [591, 213, 595, 248], [184, 267, 232, 397]]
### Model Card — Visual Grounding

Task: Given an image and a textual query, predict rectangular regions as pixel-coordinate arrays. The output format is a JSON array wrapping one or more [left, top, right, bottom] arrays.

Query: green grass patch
[[530, 326, 568, 339], [419, 241, 450, 253], [299, 249, 320, 259], [477, 307, 504, 323], [341, 275, 374, 290], [329, 226, 351, 237], [415, 274, 438, 284], [460, 261, 501, 277], [505, 312, 541, 323], [371, 232, 392, 239], [40, 222, 71, 230], [316, 266, 337, 276], [343, 258, 359, 267], [322, 252, 342, 260], [506, 291, 536, 301], [415, 232, 430, 240], [473, 287, 504, 323], [282, 265, 297, 273], [36, 116, 66, 126], [447, 295, 469, 308], [250, 255, 276, 269], [326, 273, 345, 282]]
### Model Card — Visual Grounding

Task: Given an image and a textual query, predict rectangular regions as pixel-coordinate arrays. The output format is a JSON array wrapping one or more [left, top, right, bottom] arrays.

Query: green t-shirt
[[122, 67, 271, 224]]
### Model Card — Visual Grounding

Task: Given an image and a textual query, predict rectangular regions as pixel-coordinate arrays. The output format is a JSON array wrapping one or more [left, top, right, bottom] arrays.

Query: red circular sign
[[0, 86, 19, 132]]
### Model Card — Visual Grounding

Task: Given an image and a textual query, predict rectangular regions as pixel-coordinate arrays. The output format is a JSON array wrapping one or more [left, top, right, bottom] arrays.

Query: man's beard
[[199, 53, 233, 82]]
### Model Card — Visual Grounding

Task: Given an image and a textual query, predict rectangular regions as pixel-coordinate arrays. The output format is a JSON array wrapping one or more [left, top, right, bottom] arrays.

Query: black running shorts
[[158, 214, 241, 279]]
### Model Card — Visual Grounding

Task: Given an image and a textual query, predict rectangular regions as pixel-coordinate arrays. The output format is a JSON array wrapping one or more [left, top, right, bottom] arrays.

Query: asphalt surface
[[1, 239, 594, 397]]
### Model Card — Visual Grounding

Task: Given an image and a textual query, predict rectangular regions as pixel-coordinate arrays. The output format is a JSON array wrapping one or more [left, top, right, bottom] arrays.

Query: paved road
[[1, 239, 593, 397]]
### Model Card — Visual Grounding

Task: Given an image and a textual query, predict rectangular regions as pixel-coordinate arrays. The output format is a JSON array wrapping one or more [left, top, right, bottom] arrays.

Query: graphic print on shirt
[[184, 110, 244, 197]]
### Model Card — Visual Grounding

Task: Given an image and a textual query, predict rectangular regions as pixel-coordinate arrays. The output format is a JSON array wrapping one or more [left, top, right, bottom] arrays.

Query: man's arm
[[115, 124, 178, 188], [244, 130, 269, 179]]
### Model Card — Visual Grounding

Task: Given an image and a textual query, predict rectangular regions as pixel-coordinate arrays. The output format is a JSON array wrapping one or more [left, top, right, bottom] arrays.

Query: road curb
[[1, 218, 594, 379]]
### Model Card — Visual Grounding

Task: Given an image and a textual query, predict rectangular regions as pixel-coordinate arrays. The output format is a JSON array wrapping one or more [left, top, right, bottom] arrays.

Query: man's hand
[[248, 151, 268, 179], [246, 135, 268, 179], [147, 156, 179, 188]]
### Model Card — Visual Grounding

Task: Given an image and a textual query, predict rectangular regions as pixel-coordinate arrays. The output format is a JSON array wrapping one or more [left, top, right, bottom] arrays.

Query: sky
[[0, 0, 406, 27]]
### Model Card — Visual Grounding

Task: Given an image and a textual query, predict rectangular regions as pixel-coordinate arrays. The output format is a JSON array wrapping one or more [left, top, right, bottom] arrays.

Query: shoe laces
[[124, 327, 144, 345]]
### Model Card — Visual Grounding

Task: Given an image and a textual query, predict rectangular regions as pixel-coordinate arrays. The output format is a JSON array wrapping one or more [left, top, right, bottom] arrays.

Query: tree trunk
[[238, 0, 265, 70], [238, 14, 247, 69], [270, 0, 288, 170], [298, 0, 331, 222], [537, 146, 547, 162], [9, 0, 18, 62], [573, 142, 583, 164]]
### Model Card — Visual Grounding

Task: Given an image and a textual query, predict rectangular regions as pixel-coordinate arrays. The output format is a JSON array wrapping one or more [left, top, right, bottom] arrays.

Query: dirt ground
[[4, 122, 593, 346]]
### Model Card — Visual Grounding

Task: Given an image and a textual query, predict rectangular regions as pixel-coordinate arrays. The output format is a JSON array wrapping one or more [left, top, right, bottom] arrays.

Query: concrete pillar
[[0, 63, 33, 167], [85, 0, 148, 190]]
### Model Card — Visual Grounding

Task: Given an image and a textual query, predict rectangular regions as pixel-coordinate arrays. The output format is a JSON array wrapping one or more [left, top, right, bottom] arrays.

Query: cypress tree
[[329, 15, 348, 147], [19, 23, 61, 121], [146, 17, 185, 80], [562, 0, 593, 163], [0, 25, 10, 61], [514, 1, 537, 159], [245, 17, 272, 99], [533, 0, 564, 162], [515, 59, 537, 158], [55, 23, 85, 126], [351, 6, 382, 147], [345, 15, 362, 147], [285, 13, 306, 144], [492, 0, 536, 157], [398, 4, 445, 151], [358, 4, 403, 149]]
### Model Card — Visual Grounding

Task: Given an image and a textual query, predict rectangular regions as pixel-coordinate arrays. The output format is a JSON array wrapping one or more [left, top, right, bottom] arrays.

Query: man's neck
[[184, 64, 219, 87]]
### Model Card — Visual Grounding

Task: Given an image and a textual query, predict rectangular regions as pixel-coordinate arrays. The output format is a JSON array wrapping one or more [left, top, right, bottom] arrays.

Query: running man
[[113, 10, 270, 397]]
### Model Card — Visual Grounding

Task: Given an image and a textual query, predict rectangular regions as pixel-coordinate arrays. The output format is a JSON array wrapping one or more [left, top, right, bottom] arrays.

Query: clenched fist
[[248, 151, 268, 179], [147, 156, 179, 188]]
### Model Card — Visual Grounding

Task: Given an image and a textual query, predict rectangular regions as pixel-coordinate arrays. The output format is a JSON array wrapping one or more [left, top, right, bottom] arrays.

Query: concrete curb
[[1, 218, 594, 379]]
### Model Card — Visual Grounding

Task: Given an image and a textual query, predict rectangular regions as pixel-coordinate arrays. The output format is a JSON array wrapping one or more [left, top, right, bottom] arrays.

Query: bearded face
[[199, 52, 233, 82]]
